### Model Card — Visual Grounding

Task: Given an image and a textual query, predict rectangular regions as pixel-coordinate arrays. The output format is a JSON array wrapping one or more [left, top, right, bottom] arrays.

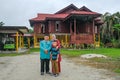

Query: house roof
[[0, 26, 28, 33], [30, 13, 69, 21], [55, 4, 79, 14], [70, 10, 101, 15], [29, 4, 102, 26], [30, 14, 52, 21], [79, 6, 92, 12], [46, 14, 69, 20]]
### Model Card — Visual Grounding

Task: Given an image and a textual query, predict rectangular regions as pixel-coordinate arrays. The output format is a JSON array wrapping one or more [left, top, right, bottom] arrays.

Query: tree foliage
[[0, 22, 4, 26], [100, 12, 120, 47]]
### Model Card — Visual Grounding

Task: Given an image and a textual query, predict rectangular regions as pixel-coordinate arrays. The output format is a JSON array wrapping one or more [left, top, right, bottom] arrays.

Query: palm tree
[[112, 12, 120, 40], [100, 12, 113, 43], [113, 24, 120, 40], [100, 12, 120, 43]]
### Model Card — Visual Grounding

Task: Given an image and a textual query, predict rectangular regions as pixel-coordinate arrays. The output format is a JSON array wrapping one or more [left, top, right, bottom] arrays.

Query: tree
[[28, 29, 33, 33], [100, 12, 120, 48], [100, 12, 120, 44], [112, 12, 120, 40], [101, 12, 113, 43], [0, 22, 4, 26], [113, 24, 120, 40]]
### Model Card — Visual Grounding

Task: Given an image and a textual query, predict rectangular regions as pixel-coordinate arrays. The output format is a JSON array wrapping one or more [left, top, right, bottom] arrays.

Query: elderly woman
[[51, 34, 61, 73]]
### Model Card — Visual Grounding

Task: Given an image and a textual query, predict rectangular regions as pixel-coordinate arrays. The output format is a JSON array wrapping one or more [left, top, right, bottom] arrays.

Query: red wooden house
[[29, 4, 103, 48]]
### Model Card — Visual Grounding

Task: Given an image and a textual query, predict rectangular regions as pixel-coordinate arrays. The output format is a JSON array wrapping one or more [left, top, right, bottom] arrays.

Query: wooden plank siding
[[70, 34, 94, 44]]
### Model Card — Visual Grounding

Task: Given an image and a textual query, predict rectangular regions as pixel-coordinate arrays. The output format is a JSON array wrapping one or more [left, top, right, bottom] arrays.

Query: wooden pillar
[[65, 34, 67, 44], [50, 34, 52, 40], [93, 20, 96, 46], [16, 32, 18, 51], [61, 39, 64, 47], [21, 35, 24, 48], [65, 34, 68, 48], [93, 20, 95, 34], [28, 37, 30, 48], [48, 21, 51, 33], [98, 26, 100, 47], [94, 34, 96, 45], [98, 34, 100, 45], [74, 18, 76, 34], [74, 18, 76, 42], [34, 33, 36, 48], [19, 34, 22, 48], [70, 22, 72, 34]]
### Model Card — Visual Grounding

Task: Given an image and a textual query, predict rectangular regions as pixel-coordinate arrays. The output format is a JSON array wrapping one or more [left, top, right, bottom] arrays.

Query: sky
[[0, 0, 120, 29]]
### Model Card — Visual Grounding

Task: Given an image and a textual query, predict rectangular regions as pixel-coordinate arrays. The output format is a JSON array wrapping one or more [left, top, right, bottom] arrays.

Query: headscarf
[[52, 34, 56, 40]]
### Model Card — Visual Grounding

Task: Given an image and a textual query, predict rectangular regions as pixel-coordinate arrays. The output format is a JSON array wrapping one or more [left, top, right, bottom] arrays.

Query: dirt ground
[[0, 52, 120, 80]]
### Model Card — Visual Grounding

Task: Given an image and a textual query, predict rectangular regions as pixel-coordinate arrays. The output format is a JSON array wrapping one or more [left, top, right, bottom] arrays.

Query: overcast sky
[[0, 0, 120, 29]]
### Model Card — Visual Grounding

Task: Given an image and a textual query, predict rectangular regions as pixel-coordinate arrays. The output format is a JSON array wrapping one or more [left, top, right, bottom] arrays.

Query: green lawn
[[29, 48, 40, 53], [28, 47, 120, 59], [61, 48, 120, 73], [1, 48, 119, 58], [61, 48, 120, 59]]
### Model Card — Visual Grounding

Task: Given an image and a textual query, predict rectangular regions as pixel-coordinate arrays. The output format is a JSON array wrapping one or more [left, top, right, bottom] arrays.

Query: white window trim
[[41, 24, 45, 33], [55, 21, 60, 32]]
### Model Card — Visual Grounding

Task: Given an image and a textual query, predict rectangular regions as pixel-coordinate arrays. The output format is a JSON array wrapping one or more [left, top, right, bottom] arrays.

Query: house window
[[41, 24, 45, 33], [55, 21, 60, 32]]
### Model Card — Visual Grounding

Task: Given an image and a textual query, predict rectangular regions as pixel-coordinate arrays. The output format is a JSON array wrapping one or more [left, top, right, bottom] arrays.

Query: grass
[[0, 51, 30, 57], [29, 48, 40, 53], [61, 48, 120, 59], [61, 48, 120, 73], [114, 68, 120, 73], [0, 48, 39, 57]]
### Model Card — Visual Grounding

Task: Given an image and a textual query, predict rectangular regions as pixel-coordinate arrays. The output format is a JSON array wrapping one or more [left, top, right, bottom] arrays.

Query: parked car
[[4, 41, 15, 50]]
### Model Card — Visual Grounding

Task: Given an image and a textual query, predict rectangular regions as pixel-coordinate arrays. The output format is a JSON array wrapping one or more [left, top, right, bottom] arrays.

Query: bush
[[115, 40, 120, 48]]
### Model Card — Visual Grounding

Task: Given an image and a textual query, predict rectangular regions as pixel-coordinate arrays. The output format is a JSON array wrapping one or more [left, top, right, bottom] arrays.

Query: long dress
[[52, 39, 61, 73]]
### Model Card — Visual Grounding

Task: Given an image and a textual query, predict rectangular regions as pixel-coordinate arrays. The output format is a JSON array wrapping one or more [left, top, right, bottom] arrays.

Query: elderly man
[[40, 34, 51, 75]]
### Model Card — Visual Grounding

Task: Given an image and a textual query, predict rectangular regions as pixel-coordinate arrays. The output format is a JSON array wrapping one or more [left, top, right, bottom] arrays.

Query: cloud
[[0, 0, 120, 29]]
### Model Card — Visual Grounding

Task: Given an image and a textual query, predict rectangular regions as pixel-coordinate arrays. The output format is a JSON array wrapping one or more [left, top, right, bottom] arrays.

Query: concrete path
[[0, 53, 119, 80]]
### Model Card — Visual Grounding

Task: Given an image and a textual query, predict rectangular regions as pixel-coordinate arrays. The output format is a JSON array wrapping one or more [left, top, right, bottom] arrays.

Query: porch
[[33, 33, 70, 48]]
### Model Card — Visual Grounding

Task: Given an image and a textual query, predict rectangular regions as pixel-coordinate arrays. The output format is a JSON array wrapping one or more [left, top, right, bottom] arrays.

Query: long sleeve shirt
[[51, 47, 59, 60], [40, 40, 51, 59]]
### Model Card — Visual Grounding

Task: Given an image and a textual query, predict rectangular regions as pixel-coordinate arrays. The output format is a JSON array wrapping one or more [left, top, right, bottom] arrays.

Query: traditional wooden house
[[29, 4, 103, 48]]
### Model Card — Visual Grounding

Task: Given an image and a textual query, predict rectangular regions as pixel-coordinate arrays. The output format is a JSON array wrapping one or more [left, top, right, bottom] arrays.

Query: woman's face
[[52, 36, 55, 40]]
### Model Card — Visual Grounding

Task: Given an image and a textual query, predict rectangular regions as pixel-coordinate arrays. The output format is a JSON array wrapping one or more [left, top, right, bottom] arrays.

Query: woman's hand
[[56, 46, 59, 49]]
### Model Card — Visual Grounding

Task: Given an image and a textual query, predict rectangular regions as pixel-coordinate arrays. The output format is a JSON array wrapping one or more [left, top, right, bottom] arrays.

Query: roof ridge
[[79, 6, 92, 12], [55, 4, 79, 14]]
